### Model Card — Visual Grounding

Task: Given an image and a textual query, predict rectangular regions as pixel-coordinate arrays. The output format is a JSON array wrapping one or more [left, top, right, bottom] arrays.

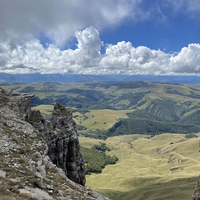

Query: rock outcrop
[[0, 87, 109, 200], [45, 102, 86, 186], [193, 176, 200, 200]]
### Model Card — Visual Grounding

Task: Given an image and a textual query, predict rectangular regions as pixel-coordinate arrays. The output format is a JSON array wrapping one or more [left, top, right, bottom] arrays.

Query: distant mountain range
[[0, 73, 200, 84]]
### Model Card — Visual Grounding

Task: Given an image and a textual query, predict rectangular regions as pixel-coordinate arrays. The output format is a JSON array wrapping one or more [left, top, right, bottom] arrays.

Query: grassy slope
[[73, 109, 134, 131], [79, 134, 200, 200]]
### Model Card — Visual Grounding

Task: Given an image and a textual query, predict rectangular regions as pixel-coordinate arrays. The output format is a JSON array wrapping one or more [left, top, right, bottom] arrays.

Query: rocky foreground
[[0, 87, 109, 200]]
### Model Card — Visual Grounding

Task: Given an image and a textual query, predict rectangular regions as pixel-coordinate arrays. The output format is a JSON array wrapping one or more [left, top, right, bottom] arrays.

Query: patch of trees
[[81, 144, 118, 174], [70, 109, 90, 114], [185, 133, 198, 138], [81, 110, 200, 140], [145, 99, 179, 122], [81, 129, 107, 140], [179, 110, 200, 125], [166, 89, 200, 99], [92, 142, 111, 152], [77, 125, 87, 131], [126, 110, 168, 122], [106, 118, 200, 137]]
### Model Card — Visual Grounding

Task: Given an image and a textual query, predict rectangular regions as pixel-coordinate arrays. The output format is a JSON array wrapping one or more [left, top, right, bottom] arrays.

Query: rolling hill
[[3, 81, 200, 139], [79, 134, 200, 200], [1, 81, 200, 124]]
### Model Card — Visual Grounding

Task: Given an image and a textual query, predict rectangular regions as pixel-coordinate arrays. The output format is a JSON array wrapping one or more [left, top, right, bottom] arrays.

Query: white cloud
[[0, 0, 200, 49], [0, 27, 200, 75], [166, 0, 200, 17], [100, 42, 170, 72], [0, 0, 143, 46], [169, 44, 200, 73]]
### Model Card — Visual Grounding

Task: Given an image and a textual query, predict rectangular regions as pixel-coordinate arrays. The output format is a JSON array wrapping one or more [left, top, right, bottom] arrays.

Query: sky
[[0, 0, 200, 75]]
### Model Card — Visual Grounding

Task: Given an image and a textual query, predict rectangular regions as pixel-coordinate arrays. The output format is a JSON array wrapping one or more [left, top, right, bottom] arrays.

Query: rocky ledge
[[0, 87, 109, 200]]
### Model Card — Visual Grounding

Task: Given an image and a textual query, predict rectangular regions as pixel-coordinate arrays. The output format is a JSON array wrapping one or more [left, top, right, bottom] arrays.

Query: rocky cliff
[[0, 87, 109, 200], [45, 102, 85, 186]]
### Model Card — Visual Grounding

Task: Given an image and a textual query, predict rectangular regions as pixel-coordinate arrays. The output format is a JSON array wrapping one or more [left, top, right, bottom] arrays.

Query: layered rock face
[[7, 86, 86, 185], [45, 102, 86, 186], [0, 87, 109, 199]]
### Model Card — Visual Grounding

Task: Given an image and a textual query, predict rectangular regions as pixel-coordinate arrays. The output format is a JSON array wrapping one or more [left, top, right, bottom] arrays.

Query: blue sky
[[99, 16, 199, 54], [0, 0, 200, 75]]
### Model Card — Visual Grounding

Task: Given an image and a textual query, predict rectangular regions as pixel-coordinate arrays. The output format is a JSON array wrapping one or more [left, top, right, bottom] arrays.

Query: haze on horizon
[[0, 0, 200, 76]]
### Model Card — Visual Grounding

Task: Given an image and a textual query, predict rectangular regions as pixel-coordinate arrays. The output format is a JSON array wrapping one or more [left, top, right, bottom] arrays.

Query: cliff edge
[[0, 87, 109, 200]]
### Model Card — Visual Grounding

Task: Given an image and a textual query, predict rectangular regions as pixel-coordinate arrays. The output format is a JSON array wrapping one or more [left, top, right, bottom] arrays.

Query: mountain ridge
[[0, 73, 200, 84]]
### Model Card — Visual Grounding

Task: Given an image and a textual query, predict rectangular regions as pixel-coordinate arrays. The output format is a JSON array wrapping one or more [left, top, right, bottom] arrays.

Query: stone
[[9, 178, 18, 183], [0, 170, 6, 178], [193, 176, 200, 200], [27, 110, 48, 132], [44, 102, 86, 186], [58, 190, 64, 197], [46, 184, 54, 190], [177, 158, 182, 163], [19, 186, 54, 200], [92, 191, 110, 200]]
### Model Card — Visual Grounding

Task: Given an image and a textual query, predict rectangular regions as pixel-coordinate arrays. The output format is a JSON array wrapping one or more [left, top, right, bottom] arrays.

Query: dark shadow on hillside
[[95, 176, 198, 200]]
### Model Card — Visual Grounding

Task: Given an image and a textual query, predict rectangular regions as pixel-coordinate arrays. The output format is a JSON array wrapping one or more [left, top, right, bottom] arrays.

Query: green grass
[[32, 105, 135, 131], [4, 82, 200, 126], [79, 133, 200, 200], [32, 105, 53, 114], [73, 109, 135, 131]]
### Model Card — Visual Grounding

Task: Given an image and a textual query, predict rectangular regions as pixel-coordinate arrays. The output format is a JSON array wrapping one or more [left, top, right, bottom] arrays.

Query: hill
[[2, 81, 200, 126], [79, 134, 200, 200]]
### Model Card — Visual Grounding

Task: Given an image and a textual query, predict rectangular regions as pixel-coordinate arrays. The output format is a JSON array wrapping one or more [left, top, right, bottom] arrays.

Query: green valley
[[2, 81, 200, 199]]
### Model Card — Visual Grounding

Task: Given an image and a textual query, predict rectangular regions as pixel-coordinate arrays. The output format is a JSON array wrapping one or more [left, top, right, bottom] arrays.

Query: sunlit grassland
[[79, 134, 200, 200], [32, 104, 136, 131], [32, 105, 54, 113], [32, 102, 200, 135], [73, 109, 135, 131]]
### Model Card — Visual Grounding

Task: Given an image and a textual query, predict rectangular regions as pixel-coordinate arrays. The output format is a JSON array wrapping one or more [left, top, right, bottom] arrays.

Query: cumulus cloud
[[0, 27, 102, 74], [100, 42, 170, 72], [0, 27, 200, 75], [169, 44, 200, 73]]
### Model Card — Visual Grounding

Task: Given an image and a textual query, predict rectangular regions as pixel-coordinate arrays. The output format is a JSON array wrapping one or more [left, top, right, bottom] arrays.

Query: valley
[[2, 81, 200, 199]]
